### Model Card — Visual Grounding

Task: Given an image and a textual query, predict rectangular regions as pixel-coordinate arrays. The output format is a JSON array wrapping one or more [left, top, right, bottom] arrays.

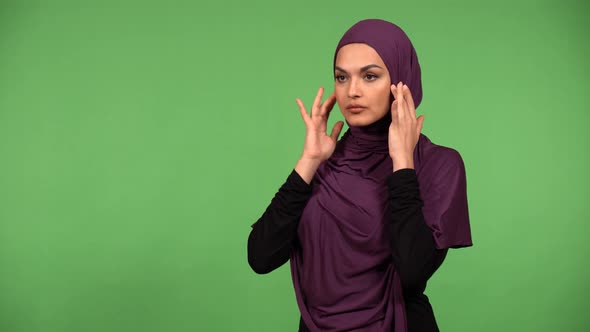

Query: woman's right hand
[[294, 87, 344, 184]]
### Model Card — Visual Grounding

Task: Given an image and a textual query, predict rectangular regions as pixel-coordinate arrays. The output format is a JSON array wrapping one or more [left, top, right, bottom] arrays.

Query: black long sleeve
[[388, 168, 448, 332], [247, 169, 312, 274], [387, 168, 447, 292]]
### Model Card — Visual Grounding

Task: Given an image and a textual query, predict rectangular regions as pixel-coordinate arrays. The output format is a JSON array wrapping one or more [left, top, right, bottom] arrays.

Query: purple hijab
[[289, 19, 472, 332]]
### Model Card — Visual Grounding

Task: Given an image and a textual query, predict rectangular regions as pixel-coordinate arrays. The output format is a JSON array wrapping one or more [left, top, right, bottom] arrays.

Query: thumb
[[416, 115, 425, 134], [330, 121, 344, 141]]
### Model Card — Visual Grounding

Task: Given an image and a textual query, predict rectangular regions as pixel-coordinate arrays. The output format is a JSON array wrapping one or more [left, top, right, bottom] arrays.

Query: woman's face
[[334, 43, 392, 127]]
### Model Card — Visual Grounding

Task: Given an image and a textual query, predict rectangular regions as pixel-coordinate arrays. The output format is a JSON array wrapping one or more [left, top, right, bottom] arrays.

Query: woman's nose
[[347, 78, 361, 98]]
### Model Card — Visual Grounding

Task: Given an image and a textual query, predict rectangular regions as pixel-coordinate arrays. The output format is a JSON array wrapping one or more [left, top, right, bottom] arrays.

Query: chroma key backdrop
[[0, 0, 588, 331]]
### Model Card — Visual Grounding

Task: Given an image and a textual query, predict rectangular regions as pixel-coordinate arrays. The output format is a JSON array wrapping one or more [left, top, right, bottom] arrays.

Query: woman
[[247, 19, 472, 332]]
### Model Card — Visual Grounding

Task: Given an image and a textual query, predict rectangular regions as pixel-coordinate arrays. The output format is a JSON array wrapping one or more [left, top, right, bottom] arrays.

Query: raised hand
[[294, 87, 344, 184], [389, 81, 424, 172]]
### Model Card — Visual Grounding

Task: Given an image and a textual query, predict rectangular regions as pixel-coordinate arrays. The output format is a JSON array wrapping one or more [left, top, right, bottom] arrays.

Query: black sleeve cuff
[[387, 168, 418, 189], [286, 169, 313, 193]]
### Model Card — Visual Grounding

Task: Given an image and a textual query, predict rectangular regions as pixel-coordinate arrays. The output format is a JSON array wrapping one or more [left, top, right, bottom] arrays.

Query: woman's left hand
[[389, 81, 424, 171]]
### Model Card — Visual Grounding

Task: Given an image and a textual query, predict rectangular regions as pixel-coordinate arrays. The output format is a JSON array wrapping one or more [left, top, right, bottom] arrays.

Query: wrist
[[392, 156, 414, 172], [295, 157, 322, 184]]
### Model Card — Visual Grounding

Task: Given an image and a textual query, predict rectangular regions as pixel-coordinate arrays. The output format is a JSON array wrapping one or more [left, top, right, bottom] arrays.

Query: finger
[[390, 84, 397, 109], [416, 115, 425, 135], [403, 99, 413, 121], [320, 93, 337, 117], [396, 81, 405, 119], [296, 98, 310, 125], [311, 86, 324, 117], [390, 98, 397, 112], [330, 121, 344, 141], [403, 84, 417, 118], [390, 100, 399, 125]]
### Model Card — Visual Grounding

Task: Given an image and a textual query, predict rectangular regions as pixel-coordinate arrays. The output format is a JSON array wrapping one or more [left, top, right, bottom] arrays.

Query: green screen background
[[0, 0, 588, 331]]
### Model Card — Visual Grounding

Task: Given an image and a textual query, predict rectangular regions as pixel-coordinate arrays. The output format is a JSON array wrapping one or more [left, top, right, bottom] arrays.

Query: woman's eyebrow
[[334, 64, 383, 73]]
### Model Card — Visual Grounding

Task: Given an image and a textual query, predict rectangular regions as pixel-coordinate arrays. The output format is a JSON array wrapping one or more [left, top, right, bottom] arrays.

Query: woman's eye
[[335, 75, 347, 82], [365, 74, 378, 81]]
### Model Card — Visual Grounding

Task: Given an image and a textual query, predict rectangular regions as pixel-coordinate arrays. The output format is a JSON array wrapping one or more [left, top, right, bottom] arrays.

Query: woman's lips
[[346, 105, 367, 113]]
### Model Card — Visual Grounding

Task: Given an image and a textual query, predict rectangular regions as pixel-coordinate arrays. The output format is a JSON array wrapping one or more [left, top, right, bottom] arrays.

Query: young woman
[[247, 19, 473, 332]]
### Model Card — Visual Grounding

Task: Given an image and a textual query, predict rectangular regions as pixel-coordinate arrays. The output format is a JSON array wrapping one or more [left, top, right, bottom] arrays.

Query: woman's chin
[[344, 115, 378, 127]]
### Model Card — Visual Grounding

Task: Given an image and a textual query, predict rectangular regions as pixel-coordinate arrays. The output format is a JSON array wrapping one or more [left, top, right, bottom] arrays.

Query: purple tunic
[[289, 19, 472, 332]]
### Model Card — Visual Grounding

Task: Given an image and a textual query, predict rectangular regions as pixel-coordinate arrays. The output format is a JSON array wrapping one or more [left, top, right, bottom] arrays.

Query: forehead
[[335, 43, 386, 69]]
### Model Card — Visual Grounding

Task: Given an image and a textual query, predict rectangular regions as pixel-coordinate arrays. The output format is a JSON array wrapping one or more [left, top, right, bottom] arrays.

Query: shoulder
[[416, 134, 466, 183], [419, 135, 464, 168]]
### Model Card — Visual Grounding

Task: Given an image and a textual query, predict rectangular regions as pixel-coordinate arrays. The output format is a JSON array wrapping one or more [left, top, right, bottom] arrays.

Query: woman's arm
[[248, 88, 344, 274], [386, 83, 447, 292], [387, 168, 448, 293], [247, 169, 312, 274], [248, 87, 343, 274]]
